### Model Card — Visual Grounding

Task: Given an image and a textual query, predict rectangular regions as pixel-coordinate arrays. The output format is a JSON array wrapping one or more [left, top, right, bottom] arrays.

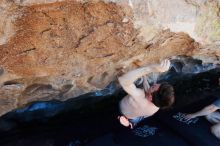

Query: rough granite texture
[[0, 0, 219, 116]]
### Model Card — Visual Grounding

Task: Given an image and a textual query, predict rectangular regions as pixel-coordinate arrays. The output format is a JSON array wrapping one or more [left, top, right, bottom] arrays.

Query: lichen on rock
[[195, 0, 220, 42]]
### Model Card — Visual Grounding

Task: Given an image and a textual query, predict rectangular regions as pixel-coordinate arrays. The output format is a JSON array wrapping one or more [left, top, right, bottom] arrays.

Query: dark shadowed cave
[[0, 56, 219, 146], [0, 0, 220, 146]]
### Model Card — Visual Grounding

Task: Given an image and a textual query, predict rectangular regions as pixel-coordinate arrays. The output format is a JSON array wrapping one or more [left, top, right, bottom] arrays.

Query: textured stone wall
[[0, 0, 219, 116]]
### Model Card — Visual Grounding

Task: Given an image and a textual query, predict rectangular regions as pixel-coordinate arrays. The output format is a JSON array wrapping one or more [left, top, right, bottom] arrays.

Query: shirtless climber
[[118, 59, 175, 129], [186, 78, 220, 139]]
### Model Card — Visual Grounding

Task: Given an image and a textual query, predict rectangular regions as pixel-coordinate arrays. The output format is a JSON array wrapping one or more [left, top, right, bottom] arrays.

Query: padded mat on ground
[[87, 117, 190, 146], [156, 99, 220, 146]]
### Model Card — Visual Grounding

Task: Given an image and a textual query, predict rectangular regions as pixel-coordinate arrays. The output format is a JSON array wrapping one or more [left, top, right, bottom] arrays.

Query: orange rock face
[[0, 1, 199, 116]]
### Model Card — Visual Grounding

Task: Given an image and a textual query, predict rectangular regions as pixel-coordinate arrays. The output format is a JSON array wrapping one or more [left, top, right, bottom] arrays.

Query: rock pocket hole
[[22, 84, 53, 95], [61, 84, 73, 93], [87, 72, 109, 88], [87, 76, 94, 84], [101, 72, 108, 81], [0, 67, 4, 76], [2, 80, 24, 89], [3, 81, 21, 86]]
